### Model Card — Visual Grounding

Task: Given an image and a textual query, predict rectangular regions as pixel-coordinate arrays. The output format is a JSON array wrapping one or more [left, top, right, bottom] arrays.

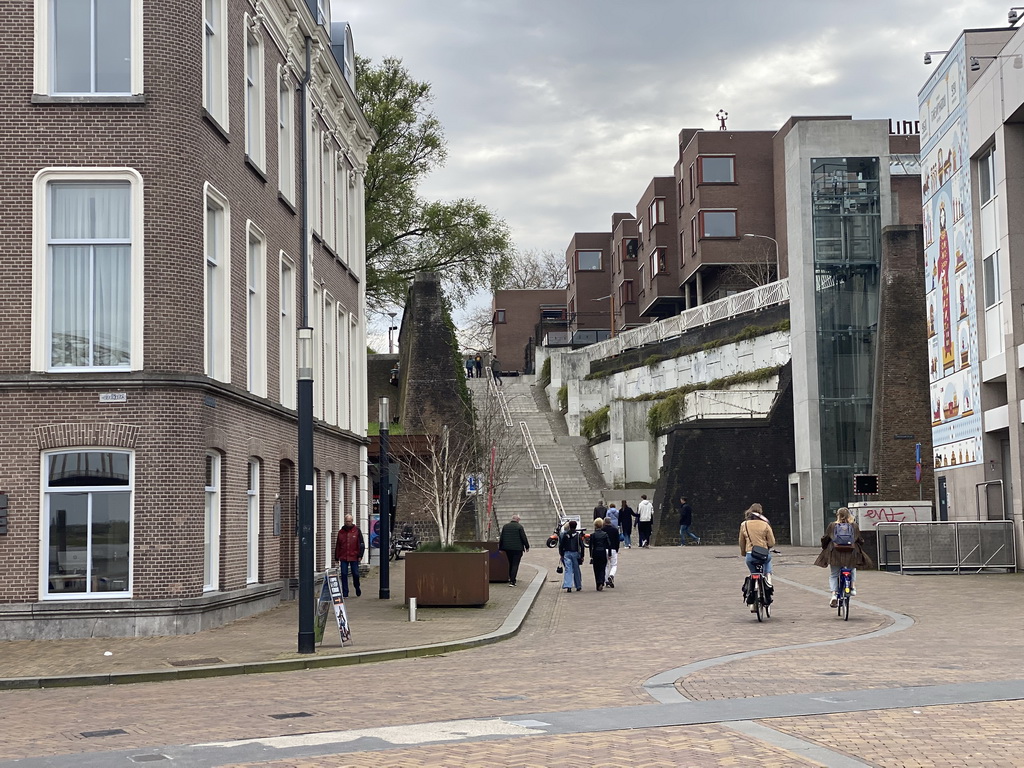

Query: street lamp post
[[742, 233, 780, 279], [378, 397, 391, 600], [296, 326, 315, 653], [387, 312, 397, 354]]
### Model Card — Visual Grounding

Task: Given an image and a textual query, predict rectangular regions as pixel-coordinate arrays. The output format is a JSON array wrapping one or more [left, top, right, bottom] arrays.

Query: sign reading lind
[[99, 392, 127, 403]]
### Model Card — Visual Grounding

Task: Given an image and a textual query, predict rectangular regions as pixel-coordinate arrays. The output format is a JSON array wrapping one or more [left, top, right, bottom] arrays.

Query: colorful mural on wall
[[919, 41, 983, 471]]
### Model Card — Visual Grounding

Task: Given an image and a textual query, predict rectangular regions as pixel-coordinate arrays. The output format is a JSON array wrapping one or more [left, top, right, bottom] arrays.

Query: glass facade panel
[[811, 157, 881, 525]]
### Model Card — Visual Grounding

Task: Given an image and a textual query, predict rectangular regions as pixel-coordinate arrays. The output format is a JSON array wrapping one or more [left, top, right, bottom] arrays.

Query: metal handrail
[[519, 421, 566, 521]]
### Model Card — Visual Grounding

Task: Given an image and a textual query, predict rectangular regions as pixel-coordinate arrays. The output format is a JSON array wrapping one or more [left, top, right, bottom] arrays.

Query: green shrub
[[415, 541, 483, 553], [557, 384, 568, 412], [539, 357, 552, 387], [581, 405, 610, 439]]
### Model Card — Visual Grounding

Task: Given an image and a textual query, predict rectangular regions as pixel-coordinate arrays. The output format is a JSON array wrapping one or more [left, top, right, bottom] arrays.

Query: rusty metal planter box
[[404, 550, 490, 606], [458, 541, 509, 582]]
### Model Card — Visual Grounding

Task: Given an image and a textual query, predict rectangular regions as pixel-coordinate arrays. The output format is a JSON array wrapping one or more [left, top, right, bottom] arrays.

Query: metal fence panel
[[875, 521, 1015, 574]]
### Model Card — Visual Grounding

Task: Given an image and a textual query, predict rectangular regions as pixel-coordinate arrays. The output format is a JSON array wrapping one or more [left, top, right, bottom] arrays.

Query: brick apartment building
[[0, 0, 374, 639]]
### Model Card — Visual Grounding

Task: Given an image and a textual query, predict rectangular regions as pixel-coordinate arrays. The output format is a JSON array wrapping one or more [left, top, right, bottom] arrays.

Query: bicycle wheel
[[761, 580, 771, 619], [755, 590, 764, 622], [842, 593, 850, 621]]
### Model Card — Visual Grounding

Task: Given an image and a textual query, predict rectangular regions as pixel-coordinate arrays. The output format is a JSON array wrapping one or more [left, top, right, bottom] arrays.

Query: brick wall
[[653, 363, 795, 546]]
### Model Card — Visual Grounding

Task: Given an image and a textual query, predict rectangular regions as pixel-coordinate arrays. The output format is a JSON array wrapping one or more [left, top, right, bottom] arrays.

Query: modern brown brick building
[[0, 0, 374, 638]]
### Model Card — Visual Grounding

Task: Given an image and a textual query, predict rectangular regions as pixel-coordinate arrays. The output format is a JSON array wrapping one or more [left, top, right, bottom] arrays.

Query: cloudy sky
[[346, 0, 1013, 336]]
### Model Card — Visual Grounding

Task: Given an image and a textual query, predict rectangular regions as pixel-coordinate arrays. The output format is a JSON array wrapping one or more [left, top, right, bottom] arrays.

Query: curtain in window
[[50, 183, 131, 368]]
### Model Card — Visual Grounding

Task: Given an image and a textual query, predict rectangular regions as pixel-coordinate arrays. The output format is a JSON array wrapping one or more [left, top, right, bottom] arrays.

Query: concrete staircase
[[468, 376, 602, 547]]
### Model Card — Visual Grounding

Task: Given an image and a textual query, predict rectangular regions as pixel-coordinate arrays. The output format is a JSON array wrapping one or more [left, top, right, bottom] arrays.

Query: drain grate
[[168, 657, 224, 667], [268, 712, 313, 720], [129, 756, 169, 763], [490, 695, 526, 701], [81, 729, 128, 738]]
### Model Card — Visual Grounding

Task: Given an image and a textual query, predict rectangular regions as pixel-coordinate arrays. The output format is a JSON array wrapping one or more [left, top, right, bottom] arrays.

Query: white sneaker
[[829, 593, 838, 608], [851, 587, 857, 596]]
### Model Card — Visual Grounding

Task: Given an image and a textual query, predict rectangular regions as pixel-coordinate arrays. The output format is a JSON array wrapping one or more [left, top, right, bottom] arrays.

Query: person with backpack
[[814, 506, 874, 607], [558, 519, 584, 592]]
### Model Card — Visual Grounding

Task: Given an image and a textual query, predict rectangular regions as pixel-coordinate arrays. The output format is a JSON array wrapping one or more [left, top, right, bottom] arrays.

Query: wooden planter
[[404, 550, 490, 606], [457, 541, 509, 583]]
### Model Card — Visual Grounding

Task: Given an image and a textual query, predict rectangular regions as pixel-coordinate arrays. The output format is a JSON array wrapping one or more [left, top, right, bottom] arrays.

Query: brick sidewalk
[[0, 557, 533, 683]]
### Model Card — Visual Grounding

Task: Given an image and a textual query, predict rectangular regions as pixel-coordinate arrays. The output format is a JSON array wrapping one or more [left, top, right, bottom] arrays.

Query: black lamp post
[[378, 397, 391, 599]]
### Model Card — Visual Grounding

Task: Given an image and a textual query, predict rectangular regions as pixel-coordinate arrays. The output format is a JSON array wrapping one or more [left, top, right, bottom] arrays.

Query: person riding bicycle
[[739, 504, 775, 610], [814, 506, 873, 608]]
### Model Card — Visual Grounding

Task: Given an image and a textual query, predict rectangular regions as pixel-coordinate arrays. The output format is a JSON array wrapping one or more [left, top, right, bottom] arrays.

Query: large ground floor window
[[44, 450, 132, 597]]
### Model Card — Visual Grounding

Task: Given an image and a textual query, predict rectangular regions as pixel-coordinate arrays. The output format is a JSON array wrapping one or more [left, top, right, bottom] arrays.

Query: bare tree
[[723, 239, 778, 288], [497, 249, 567, 290], [457, 302, 494, 354], [397, 387, 523, 545]]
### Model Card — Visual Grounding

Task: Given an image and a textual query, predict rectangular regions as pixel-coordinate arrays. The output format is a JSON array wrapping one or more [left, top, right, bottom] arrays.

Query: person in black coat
[[588, 518, 612, 591], [619, 499, 635, 548], [498, 514, 530, 587], [603, 517, 620, 588]]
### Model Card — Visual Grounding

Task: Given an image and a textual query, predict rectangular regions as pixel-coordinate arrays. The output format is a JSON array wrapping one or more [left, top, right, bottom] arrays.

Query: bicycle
[[744, 561, 772, 622], [836, 566, 853, 621]]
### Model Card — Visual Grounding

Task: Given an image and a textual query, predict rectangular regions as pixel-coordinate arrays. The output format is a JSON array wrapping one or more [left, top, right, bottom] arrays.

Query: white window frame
[[324, 295, 337, 424], [34, 0, 144, 96], [310, 120, 322, 234], [324, 471, 334, 568], [312, 467, 320, 570], [32, 168, 145, 373], [279, 253, 297, 408], [202, 0, 229, 128], [335, 154, 347, 263], [246, 223, 268, 396], [247, 458, 260, 584], [204, 451, 222, 592], [338, 307, 350, 430], [40, 448, 134, 600], [278, 67, 295, 202], [244, 19, 265, 169], [324, 143, 336, 251], [313, 285, 323, 420], [204, 184, 231, 382]]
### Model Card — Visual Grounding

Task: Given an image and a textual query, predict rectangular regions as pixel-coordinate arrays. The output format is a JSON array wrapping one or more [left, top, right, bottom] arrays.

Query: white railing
[[587, 278, 790, 359]]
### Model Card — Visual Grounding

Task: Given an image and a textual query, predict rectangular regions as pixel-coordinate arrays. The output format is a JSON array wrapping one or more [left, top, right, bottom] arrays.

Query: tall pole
[[296, 37, 315, 654], [378, 397, 391, 599]]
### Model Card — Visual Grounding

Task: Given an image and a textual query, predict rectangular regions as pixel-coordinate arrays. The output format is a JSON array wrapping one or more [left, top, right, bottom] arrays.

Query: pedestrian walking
[[558, 519, 584, 592], [619, 499, 635, 548], [498, 513, 530, 587], [677, 495, 700, 545], [593, 498, 607, 521], [603, 516, 620, 588], [333, 514, 365, 598], [606, 502, 619, 528], [814, 506, 873, 607], [637, 494, 654, 547], [465, 357, 474, 378], [588, 517, 612, 590], [474, 354, 483, 378], [490, 356, 503, 386]]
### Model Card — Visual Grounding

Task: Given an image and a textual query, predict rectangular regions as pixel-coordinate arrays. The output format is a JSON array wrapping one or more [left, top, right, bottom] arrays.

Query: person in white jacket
[[636, 494, 655, 548]]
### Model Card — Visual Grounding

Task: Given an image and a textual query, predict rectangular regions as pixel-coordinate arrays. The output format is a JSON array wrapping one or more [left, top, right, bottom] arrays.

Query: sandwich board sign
[[314, 570, 351, 646]]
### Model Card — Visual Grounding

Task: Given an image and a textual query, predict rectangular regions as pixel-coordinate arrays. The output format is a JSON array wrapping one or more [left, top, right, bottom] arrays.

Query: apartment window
[[246, 225, 267, 396], [688, 164, 695, 200], [648, 198, 666, 226], [619, 279, 635, 305], [623, 238, 638, 261], [41, 0, 141, 96], [650, 246, 667, 275], [984, 253, 999, 309], [44, 450, 132, 598], [279, 256, 296, 408], [204, 186, 230, 382], [247, 459, 260, 583], [576, 250, 602, 271], [44, 179, 135, 371], [324, 297, 337, 424], [244, 25, 265, 168], [698, 210, 737, 238], [310, 122, 322, 234], [312, 468, 320, 570], [979, 146, 997, 205], [338, 307, 350, 430], [313, 285, 322, 420], [690, 217, 697, 254], [698, 155, 735, 183], [335, 158, 348, 263], [494, 309, 507, 324], [204, 452, 221, 591], [324, 471, 334, 569], [278, 70, 295, 201], [203, 0, 228, 126]]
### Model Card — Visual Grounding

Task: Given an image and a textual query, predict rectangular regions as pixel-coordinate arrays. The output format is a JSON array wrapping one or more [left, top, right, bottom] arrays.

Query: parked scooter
[[390, 523, 420, 560]]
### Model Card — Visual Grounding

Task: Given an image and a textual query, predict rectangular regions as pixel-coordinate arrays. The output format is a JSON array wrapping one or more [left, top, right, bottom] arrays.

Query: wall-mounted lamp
[[1009, 6, 1024, 24], [923, 50, 948, 65], [970, 54, 1024, 72]]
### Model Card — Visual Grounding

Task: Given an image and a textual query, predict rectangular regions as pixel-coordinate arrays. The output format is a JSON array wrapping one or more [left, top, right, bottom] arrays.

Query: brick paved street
[[1, 545, 1023, 766]]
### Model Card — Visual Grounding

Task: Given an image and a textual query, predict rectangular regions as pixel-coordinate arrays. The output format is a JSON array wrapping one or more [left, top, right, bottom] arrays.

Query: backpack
[[832, 522, 855, 551]]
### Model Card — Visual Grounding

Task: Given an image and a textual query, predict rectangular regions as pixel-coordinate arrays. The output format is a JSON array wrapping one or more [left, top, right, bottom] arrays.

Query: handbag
[[745, 522, 770, 563], [556, 564, 564, 574]]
